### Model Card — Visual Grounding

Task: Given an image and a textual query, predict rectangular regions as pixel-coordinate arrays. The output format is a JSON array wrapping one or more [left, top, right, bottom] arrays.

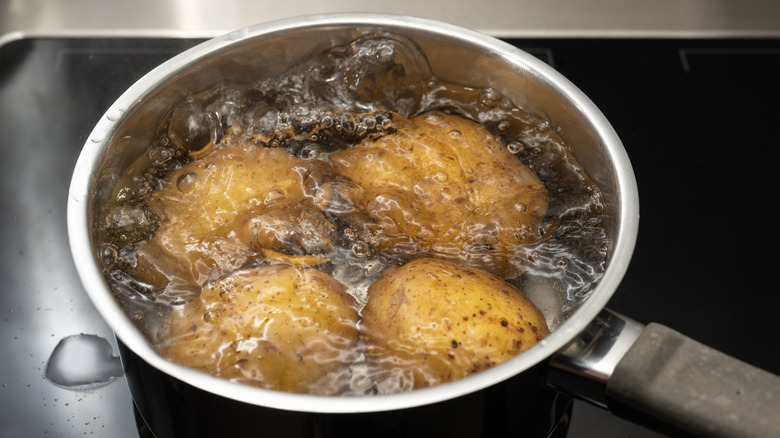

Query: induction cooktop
[[1, 36, 778, 437]]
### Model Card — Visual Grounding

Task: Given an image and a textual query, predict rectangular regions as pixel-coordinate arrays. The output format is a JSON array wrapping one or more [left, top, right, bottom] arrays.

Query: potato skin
[[322, 111, 548, 279], [130, 143, 336, 294], [156, 264, 360, 395], [360, 258, 549, 393]]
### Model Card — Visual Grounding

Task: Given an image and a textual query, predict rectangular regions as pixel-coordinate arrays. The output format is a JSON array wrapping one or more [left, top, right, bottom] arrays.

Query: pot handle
[[546, 309, 780, 438]]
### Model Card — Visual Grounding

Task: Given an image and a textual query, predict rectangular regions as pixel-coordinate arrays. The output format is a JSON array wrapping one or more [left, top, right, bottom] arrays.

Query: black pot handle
[[546, 309, 780, 438]]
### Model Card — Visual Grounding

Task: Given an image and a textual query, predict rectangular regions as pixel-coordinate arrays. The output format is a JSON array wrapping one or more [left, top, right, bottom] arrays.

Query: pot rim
[[67, 12, 639, 413]]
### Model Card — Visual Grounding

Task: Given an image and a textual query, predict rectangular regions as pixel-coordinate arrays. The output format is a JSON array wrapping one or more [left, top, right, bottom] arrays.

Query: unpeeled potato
[[156, 264, 360, 395], [127, 143, 336, 295], [319, 111, 548, 279], [360, 258, 549, 393]]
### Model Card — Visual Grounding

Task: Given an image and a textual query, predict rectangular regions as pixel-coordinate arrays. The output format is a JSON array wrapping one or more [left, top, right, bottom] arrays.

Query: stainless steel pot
[[67, 13, 780, 438]]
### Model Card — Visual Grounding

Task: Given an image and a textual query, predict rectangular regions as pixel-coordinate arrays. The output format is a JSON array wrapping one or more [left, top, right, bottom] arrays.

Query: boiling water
[[96, 33, 607, 392]]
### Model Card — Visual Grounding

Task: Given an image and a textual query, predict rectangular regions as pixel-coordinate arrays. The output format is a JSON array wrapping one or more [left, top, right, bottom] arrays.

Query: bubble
[[218, 289, 234, 303], [518, 224, 531, 237], [203, 309, 223, 323], [448, 130, 462, 139], [342, 119, 356, 134], [168, 101, 216, 152], [344, 227, 356, 241], [149, 146, 173, 165], [432, 172, 448, 183], [514, 202, 527, 213], [100, 245, 118, 269], [478, 88, 502, 108], [497, 121, 510, 131], [507, 141, 524, 154], [103, 205, 156, 245], [535, 121, 551, 132], [351, 241, 371, 257], [380, 117, 392, 130], [320, 116, 334, 128], [557, 258, 569, 268], [355, 123, 368, 137], [176, 172, 199, 193]]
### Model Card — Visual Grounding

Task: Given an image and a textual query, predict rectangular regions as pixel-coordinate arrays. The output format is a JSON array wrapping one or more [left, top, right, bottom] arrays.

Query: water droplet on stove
[[45, 334, 123, 391]]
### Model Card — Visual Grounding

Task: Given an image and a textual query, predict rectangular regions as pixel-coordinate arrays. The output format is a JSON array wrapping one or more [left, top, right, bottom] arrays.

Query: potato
[[156, 264, 360, 395], [360, 258, 549, 393], [320, 111, 548, 279], [129, 143, 336, 294]]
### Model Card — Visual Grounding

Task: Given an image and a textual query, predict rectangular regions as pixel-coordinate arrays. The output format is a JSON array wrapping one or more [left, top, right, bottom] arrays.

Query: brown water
[[95, 33, 606, 394]]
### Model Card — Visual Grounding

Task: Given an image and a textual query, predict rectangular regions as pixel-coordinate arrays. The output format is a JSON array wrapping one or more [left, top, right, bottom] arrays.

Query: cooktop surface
[[1, 36, 778, 437]]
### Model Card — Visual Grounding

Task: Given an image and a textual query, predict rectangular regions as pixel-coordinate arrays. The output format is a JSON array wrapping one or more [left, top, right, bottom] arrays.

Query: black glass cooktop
[[1, 36, 778, 437]]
